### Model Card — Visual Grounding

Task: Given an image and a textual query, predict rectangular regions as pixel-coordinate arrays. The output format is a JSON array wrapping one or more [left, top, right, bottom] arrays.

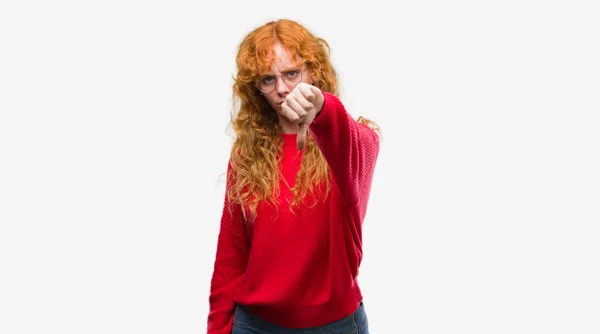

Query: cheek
[[262, 92, 277, 106]]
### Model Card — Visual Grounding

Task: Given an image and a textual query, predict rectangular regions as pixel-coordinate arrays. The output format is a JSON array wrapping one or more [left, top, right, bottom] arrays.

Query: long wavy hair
[[227, 19, 378, 222]]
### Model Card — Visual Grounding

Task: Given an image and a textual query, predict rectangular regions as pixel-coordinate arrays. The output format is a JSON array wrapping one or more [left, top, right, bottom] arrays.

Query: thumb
[[297, 123, 309, 150]]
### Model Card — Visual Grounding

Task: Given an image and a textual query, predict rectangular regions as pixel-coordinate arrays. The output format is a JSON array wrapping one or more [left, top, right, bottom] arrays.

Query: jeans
[[232, 302, 369, 334]]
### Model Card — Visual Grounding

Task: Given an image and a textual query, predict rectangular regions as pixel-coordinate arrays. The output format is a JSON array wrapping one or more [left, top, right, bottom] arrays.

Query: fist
[[280, 83, 325, 150]]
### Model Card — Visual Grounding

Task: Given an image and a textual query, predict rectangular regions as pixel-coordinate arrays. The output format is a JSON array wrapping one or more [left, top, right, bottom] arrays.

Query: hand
[[280, 83, 325, 150]]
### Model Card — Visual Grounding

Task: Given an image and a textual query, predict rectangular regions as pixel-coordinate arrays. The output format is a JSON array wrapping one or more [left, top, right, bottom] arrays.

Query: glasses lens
[[283, 71, 303, 86], [257, 79, 274, 93]]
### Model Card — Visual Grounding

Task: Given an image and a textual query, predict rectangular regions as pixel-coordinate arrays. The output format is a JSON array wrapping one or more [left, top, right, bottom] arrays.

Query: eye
[[261, 76, 276, 84], [284, 70, 300, 78]]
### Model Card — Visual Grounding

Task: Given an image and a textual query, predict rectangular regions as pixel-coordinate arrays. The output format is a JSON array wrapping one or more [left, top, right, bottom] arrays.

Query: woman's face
[[257, 43, 313, 113]]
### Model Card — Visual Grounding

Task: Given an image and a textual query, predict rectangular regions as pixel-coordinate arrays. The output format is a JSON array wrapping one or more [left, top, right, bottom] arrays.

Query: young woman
[[207, 19, 380, 334]]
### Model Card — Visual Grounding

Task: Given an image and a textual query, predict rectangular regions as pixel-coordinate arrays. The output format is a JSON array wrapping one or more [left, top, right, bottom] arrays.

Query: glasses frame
[[255, 65, 308, 94]]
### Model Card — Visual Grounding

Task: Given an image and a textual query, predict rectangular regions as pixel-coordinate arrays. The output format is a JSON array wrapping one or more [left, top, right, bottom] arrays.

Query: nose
[[275, 76, 290, 96]]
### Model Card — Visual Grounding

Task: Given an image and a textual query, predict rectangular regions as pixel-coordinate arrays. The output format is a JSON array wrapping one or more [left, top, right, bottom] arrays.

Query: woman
[[207, 19, 380, 334]]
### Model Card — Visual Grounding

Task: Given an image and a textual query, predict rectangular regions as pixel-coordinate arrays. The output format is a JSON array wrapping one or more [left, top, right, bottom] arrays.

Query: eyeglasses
[[255, 66, 307, 93]]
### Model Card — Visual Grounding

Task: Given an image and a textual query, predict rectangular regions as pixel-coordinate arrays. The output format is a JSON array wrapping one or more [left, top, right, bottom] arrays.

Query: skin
[[258, 42, 325, 150]]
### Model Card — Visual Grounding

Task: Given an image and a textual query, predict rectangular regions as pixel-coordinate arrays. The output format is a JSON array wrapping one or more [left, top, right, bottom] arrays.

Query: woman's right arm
[[207, 162, 250, 334]]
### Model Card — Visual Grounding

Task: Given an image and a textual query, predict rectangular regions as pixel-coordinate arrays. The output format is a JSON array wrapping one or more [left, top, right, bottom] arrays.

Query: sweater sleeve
[[309, 92, 380, 221], [207, 162, 250, 334]]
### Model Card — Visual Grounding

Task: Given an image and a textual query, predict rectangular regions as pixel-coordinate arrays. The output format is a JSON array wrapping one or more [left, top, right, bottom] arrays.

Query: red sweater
[[207, 93, 380, 333]]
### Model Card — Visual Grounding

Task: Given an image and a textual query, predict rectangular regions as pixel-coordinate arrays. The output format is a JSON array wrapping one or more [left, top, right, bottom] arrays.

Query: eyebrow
[[261, 65, 302, 76]]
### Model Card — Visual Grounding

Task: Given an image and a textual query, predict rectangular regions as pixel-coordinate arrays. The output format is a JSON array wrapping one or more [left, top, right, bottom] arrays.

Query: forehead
[[262, 43, 302, 72]]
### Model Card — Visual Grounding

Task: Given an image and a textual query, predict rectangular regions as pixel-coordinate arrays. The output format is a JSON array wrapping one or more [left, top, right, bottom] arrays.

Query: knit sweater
[[207, 92, 380, 333]]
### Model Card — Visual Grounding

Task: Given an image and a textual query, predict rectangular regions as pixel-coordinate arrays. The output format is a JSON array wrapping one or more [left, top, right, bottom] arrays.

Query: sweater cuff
[[311, 91, 333, 126]]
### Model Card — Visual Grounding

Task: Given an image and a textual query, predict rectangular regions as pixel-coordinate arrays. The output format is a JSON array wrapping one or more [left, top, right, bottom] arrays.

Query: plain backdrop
[[1, 0, 599, 333]]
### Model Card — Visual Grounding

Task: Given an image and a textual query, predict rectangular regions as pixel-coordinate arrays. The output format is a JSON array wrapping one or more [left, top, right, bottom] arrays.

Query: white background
[[1, 0, 599, 333]]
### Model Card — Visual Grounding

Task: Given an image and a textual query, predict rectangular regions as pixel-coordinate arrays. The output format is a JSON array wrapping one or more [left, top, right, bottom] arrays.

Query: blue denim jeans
[[232, 302, 369, 334]]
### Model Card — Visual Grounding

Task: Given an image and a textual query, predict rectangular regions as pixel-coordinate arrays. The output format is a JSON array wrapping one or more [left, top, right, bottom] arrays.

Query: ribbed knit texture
[[207, 93, 380, 333]]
